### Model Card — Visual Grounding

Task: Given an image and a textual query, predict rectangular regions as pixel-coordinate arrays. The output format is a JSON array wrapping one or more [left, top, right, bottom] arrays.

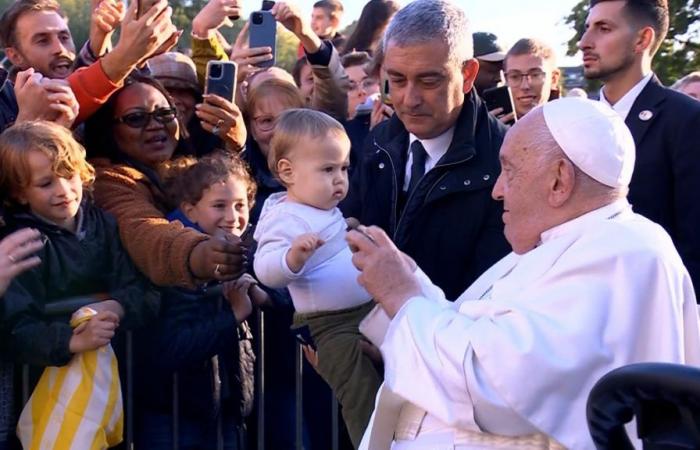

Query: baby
[[253, 108, 381, 447]]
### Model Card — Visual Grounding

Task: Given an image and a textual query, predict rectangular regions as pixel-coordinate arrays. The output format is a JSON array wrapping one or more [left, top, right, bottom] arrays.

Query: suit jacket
[[341, 91, 511, 299], [624, 76, 700, 294]]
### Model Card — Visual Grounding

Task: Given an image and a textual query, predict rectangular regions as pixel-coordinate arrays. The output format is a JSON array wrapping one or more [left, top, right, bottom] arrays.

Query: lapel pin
[[639, 110, 653, 121]]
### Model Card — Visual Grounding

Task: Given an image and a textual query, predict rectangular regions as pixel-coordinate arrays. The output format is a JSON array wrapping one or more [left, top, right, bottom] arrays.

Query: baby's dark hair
[[160, 151, 257, 208]]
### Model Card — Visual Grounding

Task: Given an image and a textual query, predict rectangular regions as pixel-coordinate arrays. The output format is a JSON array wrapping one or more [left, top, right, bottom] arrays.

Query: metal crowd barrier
[[20, 300, 340, 450]]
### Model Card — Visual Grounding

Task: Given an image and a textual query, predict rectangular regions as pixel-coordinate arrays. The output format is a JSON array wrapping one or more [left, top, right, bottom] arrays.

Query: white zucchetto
[[541, 98, 636, 188]]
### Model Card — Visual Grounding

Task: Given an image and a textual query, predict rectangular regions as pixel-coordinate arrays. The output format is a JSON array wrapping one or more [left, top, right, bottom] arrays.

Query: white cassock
[[359, 199, 700, 450]]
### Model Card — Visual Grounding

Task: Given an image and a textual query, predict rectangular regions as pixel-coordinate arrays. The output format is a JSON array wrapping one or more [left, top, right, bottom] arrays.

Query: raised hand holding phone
[[192, 0, 242, 38], [248, 9, 277, 68], [270, 1, 321, 54]]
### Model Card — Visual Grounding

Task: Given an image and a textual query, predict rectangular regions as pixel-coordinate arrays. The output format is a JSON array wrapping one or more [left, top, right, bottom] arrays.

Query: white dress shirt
[[403, 127, 455, 191], [599, 73, 653, 120]]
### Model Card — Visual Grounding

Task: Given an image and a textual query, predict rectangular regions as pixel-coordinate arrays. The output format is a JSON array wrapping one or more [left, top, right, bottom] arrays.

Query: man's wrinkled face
[[384, 38, 475, 139], [492, 117, 554, 254], [8, 10, 76, 79], [578, 1, 637, 81]]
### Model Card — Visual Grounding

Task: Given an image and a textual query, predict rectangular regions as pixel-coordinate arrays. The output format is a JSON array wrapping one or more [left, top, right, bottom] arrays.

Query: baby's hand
[[287, 233, 324, 273], [69, 311, 119, 354]]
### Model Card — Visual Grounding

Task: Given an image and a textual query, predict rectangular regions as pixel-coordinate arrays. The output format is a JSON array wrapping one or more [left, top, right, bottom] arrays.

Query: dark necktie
[[407, 140, 428, 195]]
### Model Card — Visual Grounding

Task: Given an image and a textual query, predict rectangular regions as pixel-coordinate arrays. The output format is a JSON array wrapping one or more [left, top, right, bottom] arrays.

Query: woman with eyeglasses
[[243, 78, 305, 224], [84, 74, 248, 289]]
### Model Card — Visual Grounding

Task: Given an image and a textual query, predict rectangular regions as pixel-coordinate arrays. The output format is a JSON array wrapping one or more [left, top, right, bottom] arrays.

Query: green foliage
[[565, 0, 700, 87]]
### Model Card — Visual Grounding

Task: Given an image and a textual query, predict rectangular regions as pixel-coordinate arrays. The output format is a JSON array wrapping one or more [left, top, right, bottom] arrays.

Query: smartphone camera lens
[[209, 64, 223, 79], [252, 12, 264, 25]]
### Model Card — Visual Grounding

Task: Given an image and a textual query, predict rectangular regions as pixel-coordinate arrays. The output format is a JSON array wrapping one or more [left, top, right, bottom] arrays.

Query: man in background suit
[[579, 0, 700, 293]]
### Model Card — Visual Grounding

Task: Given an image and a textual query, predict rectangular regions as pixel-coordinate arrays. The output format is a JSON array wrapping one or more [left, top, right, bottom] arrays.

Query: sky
[[240, 0, 585, 66]]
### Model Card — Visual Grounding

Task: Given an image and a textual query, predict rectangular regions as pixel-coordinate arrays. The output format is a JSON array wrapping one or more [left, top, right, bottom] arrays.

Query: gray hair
[[383, 0, 472, 68], [671, 71, 700, 92]]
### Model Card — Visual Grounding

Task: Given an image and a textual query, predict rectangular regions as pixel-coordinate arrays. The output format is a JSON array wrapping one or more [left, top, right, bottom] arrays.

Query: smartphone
[[292, 325, 316, 350], [381, 79, 392, 106], [261, 0, 275, 11], [249, 10, 277, 68], [137, 0, 159, 19], [482, 85, 516, 118], [205, 61, 237, 103]]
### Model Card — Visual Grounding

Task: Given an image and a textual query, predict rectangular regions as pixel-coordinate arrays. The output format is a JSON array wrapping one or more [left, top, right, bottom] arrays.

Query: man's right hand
[[189, 236, 247, 281], [101, 0, 179, 83], [15, 69, 51, 123], [69, 311, 119, 354], [15, 69, 79, 128]]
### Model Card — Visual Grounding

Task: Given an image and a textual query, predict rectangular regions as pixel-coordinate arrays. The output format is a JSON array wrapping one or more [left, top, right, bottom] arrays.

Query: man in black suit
[[579, 0, 700, 293], [341, 0, 511, 300]]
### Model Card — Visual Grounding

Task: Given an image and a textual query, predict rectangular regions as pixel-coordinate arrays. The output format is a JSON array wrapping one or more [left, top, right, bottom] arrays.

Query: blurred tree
[[565, 0, 700, 88], [341, 19, 357, 38]]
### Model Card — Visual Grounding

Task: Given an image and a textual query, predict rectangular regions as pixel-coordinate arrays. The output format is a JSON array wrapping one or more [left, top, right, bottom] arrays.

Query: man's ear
[[5, 47, 25, 68], [330, 15, 340, 31], [634, 26, 655, 55], [549, 158, 576, 207], [276, 158, 295, 185], [462, 59, 480, 94]]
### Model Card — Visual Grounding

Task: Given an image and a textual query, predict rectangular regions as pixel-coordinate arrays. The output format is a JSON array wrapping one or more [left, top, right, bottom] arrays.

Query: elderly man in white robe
[[347, 97, 700, 450]]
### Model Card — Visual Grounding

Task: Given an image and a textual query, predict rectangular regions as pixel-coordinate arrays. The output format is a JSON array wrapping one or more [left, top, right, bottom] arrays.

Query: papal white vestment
[[360, 199, 700, 450]]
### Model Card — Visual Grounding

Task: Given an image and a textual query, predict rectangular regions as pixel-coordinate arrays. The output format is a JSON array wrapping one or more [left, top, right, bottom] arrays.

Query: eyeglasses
[[252, 115, 277, 132], [114, 107, 178, 128], [504, 70, 547, 86], [349, 78, 378, 92]]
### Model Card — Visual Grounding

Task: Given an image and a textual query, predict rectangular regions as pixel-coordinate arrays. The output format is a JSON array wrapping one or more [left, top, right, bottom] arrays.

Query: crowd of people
[[0, 0, 698, 448]]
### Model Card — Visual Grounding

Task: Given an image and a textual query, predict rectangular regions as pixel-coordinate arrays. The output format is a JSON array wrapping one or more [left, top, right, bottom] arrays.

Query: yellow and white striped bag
[[17, 307, 123, 450]]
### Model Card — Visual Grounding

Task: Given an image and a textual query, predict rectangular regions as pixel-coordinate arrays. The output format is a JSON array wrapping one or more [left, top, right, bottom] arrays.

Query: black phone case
[[482, 85, 515, 115], [292, 325, 316, 350], [205, 61, 237, 103]]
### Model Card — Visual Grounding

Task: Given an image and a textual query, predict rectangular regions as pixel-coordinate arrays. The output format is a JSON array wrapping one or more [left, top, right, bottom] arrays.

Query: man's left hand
[[347, 225, 421, 318]]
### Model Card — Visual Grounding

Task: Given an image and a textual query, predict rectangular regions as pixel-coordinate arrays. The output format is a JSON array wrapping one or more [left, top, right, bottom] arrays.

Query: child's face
[[183, 175, 250, 237], [18, 150, 83, 230], [282, 135, 350, 210]]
